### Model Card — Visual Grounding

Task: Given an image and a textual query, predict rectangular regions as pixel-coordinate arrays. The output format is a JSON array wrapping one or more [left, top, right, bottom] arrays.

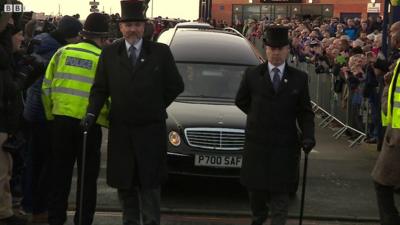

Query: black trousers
[[118, 187, 161, 225], [21, 121, 52, 213], [374, 181, 400, 225], [48, 116, 102, 225], [248, 190, 290, 225]]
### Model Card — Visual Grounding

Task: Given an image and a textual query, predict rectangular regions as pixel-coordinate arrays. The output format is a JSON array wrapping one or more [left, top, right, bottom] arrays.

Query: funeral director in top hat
[[235, 25, 315, 225], [81, 0, 184, 225]]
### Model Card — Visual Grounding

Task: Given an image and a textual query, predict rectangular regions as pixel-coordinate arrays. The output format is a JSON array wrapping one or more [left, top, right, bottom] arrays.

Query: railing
[[298, 62, 370, 148]]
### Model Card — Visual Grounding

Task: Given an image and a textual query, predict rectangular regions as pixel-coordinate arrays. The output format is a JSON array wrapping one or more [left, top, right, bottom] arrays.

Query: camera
[[25, 39, 41, 55], [290, 55, 297, 64], [309, 40, 320, 48], [315, 63, 328, 74], [15, 53, 46, 88], [314, 56, 330, 74]]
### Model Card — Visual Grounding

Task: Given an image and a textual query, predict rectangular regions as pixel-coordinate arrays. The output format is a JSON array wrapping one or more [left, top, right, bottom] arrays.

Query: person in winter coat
[[41, 13, 111, 225], [371, 58, 400, 225], [0, 7, 41, 225], [235, 25, 315, 225], [81, 1, 184, 225]]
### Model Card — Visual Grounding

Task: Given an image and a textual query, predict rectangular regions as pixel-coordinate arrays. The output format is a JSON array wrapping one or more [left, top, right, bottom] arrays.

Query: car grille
[[184, 128, 245, 151]]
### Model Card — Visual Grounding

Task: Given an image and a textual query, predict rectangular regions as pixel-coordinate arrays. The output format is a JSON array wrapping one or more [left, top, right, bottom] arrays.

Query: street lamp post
[[201, 0, 206, 21], [151, 0, 154, 18], [208, 0, 210, 19], [199, 0, 212, 21], [392, 2, 400, 22], [382, 0, 390, 57]]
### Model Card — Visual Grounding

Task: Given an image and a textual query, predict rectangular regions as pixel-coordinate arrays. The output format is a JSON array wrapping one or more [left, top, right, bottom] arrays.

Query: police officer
[[372, 58, 400, 225], [41, 13, 110, 225]]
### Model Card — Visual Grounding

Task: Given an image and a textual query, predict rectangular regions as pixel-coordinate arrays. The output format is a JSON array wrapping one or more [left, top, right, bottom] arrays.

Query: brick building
[[208, 0, 384, 25]]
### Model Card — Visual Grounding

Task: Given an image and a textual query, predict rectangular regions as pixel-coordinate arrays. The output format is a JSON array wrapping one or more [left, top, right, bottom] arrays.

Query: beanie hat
[[374, 58, 389, 73], [57, 15, 82, 38], [80, 13, 109, 37], [350, 46, 364, 55]]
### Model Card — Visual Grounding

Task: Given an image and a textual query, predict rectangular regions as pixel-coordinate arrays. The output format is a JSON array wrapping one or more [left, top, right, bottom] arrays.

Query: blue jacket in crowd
[[343, 27, 359, 40], [23, 32, 63, 122]]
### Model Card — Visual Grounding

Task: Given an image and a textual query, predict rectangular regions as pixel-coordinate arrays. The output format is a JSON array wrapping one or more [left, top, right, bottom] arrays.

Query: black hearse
[[158, 22, 264, 177]]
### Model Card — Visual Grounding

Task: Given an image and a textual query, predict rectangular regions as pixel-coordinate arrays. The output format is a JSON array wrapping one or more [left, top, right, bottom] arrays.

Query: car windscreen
[[176, 63, 248, 101]]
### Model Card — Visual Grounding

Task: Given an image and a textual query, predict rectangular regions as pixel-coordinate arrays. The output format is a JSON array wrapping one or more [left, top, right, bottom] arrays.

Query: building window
[[290, 4, 301, 18], [243, 5, 261, 21], [301, 5, 321, 17], [261, 5, 272, 20], [322, 5, 333, 18], [274, 5, 288, 20]]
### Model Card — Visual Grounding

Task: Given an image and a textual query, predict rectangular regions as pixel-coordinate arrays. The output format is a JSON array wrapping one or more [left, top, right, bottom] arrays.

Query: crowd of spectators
[[289, 16, 385, 144]]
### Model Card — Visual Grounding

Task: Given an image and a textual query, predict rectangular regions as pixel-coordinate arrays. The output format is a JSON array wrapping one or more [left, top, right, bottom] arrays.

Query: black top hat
[[80, 13, 109, 37], [263, 25, 290, 48], [120, 0, 148, 22]]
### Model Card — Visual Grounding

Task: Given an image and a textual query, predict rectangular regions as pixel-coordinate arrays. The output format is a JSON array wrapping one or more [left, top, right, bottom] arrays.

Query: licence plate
[[194, 154, 242, 168]]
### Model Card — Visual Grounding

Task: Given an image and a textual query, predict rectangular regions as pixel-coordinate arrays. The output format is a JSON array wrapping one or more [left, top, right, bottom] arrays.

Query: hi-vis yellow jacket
[[385, 59, 400, 128], [42, 41, 109, 127]]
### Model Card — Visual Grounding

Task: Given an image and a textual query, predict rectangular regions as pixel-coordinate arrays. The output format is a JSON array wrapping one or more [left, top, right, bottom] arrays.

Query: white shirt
[[125, 38, 143, 59], [268, 62, 285, 82]]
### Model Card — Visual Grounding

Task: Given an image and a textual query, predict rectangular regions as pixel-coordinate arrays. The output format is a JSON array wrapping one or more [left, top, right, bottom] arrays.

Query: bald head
[[390, 21, 400, 38]]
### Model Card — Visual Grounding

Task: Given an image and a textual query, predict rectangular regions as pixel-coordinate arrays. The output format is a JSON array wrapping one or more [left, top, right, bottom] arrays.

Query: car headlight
[[168, 131, 181, 147]]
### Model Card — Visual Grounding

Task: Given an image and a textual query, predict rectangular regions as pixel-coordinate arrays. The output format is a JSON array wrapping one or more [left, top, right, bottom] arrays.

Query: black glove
[[2, 134, 26, 155], [302, 139, 315, 154], [80, 113, 96, 132]]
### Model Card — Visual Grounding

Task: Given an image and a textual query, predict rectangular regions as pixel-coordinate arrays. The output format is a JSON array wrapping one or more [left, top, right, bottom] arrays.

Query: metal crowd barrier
[[295, 62, 370, 148]]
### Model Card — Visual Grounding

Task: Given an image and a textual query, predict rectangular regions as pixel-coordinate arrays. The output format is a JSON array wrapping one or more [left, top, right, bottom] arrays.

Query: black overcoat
[[87, 39, 184, 189], [235, 62, 314, 192]]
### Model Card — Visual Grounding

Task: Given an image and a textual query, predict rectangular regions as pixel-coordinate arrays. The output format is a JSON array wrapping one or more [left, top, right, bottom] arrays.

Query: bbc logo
[[3, 4, 24, 12]]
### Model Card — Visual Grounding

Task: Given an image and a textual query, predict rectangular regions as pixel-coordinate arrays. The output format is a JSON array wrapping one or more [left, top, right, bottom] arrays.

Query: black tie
[[272, 67, 280, 92], [129, 45, 137, 66]]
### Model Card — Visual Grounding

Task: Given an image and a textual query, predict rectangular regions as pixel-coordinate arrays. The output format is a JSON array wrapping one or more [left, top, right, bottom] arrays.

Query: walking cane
[[299, 151, 309, 225], [78, 131, 88, 225]]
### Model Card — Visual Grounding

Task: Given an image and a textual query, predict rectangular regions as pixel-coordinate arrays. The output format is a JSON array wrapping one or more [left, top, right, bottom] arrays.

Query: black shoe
[[250, 217, 267, 225], [364, 138, 377, 144], [251, 222, 263, 225], [0, 215, 27, 225]]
